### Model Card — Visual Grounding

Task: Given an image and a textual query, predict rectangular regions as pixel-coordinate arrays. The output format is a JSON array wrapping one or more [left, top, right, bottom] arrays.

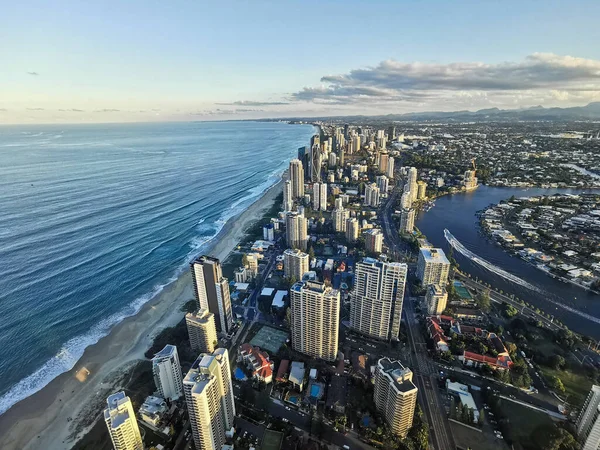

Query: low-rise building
[[238, 343, 274, 384]]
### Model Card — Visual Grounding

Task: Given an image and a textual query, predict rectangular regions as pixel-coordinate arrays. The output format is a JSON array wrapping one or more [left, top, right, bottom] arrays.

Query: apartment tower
[[186, 308, 218, 353], [104, 392, 144, 450], [152, 344, 184, 401]]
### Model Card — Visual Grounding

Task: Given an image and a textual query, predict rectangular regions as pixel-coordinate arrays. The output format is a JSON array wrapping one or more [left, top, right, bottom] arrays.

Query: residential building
[[417, 248, 450, 286], [104, 392, 143, 450], [407, 167, 418, 202], [374, 358, 418, 438], [184, 349, 235, 450], [191, 255, 233, 334], [577, 385, 600, 450], [263, 223, 274, 241], [328, 151, 337, 168], [285, 211, 308, 251], [446, 380, 479, 423], [426, 284, 448, 315], [364, 228, 383, 254], [416, 181, 427, 200], [310, 144, 322, 182], [283, 179, 293, 212], [365, 183, 380, 207], [238, 343, 274, 384], [186, 308, 218, 353], [400, 191, 412, 209], [289, 159, 305, 199], [284, 248, 309, 282], [463, 169, 478, 191], [399, 208, 415, 233], [378, 151, 389, 173], [376, 175, 389, 194], [333, 203, 350, 232], [350, 258, 407, 341], [345, 217, 359, 242], [290, 280, 340, 362], [387, 156, 395, 179], [139, 395, 168, 427], [152, 344, 184, 401], [313, 181, 327, 211]]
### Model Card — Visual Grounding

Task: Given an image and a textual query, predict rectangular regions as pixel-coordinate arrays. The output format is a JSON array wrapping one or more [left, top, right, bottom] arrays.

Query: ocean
[[0, 120, 315, 415]]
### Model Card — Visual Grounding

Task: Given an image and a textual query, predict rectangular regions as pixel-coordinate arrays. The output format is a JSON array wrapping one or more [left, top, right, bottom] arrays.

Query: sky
[[2, 0, 600, 124]]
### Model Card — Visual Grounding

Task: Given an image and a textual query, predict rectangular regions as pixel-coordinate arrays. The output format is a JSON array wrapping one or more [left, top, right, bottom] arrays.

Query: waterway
[[416, 185, 600, 339]]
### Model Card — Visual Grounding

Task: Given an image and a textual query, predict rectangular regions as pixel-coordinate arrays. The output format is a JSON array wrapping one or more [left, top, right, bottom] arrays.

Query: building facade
[[290, 280, 340, 362], [283, 248, 309, 282], [399, 208, 415, 233], [283, 179, 293, 212], [186, 308, 218, 353], [365, 228, 383, 253], [426, 284, 448, 316], [104, 392, 144, 450], [417, 248, 450, 286], [374, 358, 418, 438], [345, 217, 359, 242], [152, 344, 184, 401], [184, 349, 236, 450], [577, 385, 600, 450], [350, 258, 407, 341], [285, 211, 308, 251], [289, 159, 305, 199], [191, 255, 233, 334]]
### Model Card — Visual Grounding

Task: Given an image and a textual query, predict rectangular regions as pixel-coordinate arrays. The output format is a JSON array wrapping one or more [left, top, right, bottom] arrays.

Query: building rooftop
[[378, 358, 418, 394], [289, 361, 305, 386], [420, 247, 450, 265]]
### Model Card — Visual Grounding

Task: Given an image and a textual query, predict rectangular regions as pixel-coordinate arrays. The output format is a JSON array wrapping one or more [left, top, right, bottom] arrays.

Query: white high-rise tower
[[104, 392, 144, 450], [152, 344, 184, 400]]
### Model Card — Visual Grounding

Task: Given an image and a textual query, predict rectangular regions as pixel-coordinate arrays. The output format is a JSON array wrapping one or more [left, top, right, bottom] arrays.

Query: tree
[[551, 376, 566, 395], [550, 354, 566, 370], [476, 290, 491, 312], [503, 303, 518, 318], [308, 246, 315, 260]]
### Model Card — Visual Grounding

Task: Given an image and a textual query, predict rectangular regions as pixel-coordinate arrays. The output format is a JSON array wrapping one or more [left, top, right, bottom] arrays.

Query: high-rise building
[[387, 156, 395, 179], [378, 151, 389, 173], [333, 204, 350, 232], [399, 208, 415, 233], [577, 385, 600, 450], [365, 183, 380, 207], [191, 256, 233, 334], [283, 179, 293, 212], [388, 126, 396, 140], [310, 144, 322, 182], [186, 308, 218, 353], [285, 211, 308, 251], [351, 258, 407, 340], [364, 229, 384, 254], [377, 175, 389, 194], [313, 182, 327, 211], [417, 248, 450, 286], [289, 159, 305, 199], [104, 392, 144, 450], [407, 167, 418, 202], [400, 191, 412, 209], [351, 135, 361, 154], [374, 358, 418, 438], [345, 217, 359, 242], [416, 181, 427, 200], [290, 280, 340, 362], [426, 284, 448, 316], [463, 169, 478, 191], [152, 344, 184, 401], [328, 152, 337, 168], [184, 349, 235, 450], [284, 248, 309, 282]]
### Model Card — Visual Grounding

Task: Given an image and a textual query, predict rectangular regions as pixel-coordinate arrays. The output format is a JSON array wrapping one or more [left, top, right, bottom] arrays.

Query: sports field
[[250, 325, 288, 353]]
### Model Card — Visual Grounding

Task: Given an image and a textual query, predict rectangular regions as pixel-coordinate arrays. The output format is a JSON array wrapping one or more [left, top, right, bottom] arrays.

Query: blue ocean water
[[0, 120, 314, 414]]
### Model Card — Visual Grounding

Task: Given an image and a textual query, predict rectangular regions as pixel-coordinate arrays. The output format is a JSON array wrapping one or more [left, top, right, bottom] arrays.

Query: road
[[380, 181, 455, 450]]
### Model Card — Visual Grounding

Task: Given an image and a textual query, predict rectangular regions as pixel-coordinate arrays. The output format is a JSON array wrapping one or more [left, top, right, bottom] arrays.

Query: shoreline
[[0, 178, 284, 450]]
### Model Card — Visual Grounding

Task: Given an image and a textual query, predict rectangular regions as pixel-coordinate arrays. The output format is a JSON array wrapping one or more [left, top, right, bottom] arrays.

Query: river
[[416, 185, 600, 339]]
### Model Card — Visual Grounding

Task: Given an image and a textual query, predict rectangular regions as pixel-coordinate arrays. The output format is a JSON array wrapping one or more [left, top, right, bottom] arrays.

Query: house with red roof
[[238, 343, 274, 384]]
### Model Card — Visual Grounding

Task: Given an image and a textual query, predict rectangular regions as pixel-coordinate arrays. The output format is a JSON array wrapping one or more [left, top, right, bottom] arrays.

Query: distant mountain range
[[281, 102, 600, 123]]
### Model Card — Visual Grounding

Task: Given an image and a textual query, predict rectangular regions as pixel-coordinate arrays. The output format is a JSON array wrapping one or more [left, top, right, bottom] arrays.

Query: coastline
[[0, 178, 284, 450]]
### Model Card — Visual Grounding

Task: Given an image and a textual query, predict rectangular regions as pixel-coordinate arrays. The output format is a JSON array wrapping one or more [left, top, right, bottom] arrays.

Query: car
[[285, 406, 291, 411]]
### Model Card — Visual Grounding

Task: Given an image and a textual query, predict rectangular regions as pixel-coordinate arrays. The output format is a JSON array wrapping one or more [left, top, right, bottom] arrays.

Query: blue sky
[[2, 0, 600, 123]]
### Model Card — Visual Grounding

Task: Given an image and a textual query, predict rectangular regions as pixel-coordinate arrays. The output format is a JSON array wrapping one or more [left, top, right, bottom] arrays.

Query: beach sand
[[0, 180, 283, 450]]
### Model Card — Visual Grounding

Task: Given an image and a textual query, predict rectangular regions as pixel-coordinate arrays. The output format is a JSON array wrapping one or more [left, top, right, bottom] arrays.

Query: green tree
[[476, 289, 491, 312], [550, 354, 566, 370], [551, 376, 566, 395]]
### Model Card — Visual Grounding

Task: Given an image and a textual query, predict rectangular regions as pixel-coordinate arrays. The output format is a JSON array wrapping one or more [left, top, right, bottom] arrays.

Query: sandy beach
[[0, 179, 283, 450]]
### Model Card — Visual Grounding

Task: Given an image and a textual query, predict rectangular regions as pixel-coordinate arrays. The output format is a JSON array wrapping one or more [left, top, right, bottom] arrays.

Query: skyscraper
[[378, 151, 389, 173], [407, 167, 418, 202], [577, 385, 600, 450], [345, 217, 359, 242], [374, 358, 418, 438], [426, 284, 448, 315], [399, 208, 415, 233], [290, 280, 340, 362], [387, 156, 395, 179], [417, 248, 450, 286], [364, 228, 384, 253], [152, 344, 184, 401], [328, 151, 337, 168], [186, 308, 218, 353], [313, 182, 327, 211], [463, 169, 478, 191], [184, 349, 236, 450], [400, 191, 412, 209], [191, 255, 233, 334], [376, 175, 389, 194], [104, 392, 144, 450], [310, 144, 322, 182], [283, 179, 293, 212], [365, 183, 380, 207], [416, 181, 427, 200], [333, 203, 350, 232], [283, 248, 309, 282], [289, 159, 305, 199], [351, 258, 407, 340], [285, 211, 308, 251]]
